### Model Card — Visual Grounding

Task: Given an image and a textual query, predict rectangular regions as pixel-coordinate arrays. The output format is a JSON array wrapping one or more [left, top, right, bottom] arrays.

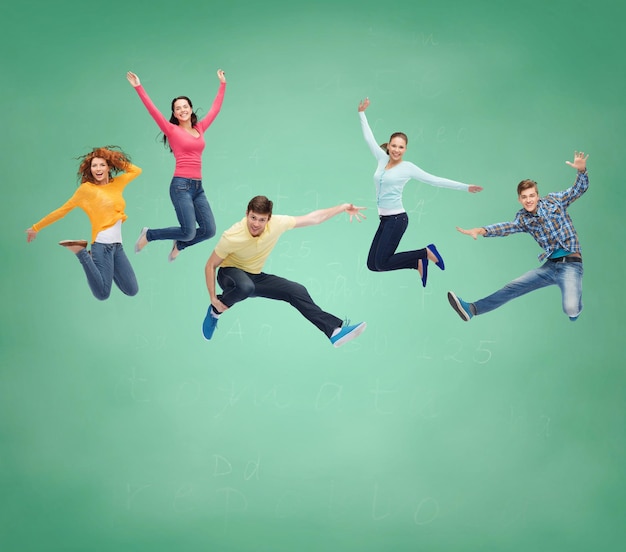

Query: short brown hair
[[247, 195, 273, 217], [517, 179, 538, 196]]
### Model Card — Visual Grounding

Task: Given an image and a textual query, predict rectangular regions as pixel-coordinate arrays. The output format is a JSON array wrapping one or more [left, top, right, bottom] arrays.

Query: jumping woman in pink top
[[126, 68, 226, 262]]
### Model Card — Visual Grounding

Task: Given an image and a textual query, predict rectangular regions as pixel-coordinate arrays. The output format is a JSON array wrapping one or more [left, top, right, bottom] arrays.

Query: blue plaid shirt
[[483, 171, 589, 261]]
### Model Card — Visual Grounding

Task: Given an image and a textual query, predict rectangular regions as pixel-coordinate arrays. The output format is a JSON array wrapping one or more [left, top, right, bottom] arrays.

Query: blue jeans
[[147, 177, 216, 251], [367, 213, 426, 271], [216, 267, 343, 338], [473, 260, 583, 318], [76, 243, 138, 301]]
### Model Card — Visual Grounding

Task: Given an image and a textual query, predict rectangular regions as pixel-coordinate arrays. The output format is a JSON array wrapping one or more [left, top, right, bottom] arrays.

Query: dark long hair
[[162, 96, 198, 152], [380, 131, 408, 153]]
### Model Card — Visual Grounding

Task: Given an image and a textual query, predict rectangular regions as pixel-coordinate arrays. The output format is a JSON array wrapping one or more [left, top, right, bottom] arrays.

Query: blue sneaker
[[330, 320, 367, 348], [427, 243, 445, 270], [202, 306, 219, 340], [447, 291, 473, 321], [569, 315, 579, 322], [420, 258, 429, 287]]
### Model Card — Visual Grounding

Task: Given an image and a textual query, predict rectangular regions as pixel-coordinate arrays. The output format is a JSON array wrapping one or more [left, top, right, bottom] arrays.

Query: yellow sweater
[[32, 164, 142, 243]]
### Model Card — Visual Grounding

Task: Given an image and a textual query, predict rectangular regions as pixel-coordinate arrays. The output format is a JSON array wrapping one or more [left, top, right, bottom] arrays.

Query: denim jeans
[[76, 243, 138, 301], [473, 260, 583, 318], [147, 177, 216, 251], [216, 267, 343, 338], [367, 213, 427, 271]]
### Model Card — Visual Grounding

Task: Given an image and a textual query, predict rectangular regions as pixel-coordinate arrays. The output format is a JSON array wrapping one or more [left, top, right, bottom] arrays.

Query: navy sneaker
[[202, 306, 219, 340], [447, 291, 473, 321], [427, 243, 445, 270], [420, 258, 429, 287], [330, 320, 367, 348]]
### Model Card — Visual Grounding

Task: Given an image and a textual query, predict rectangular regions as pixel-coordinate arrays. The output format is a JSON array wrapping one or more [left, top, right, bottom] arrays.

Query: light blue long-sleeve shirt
[[359, 111, 470, 215]]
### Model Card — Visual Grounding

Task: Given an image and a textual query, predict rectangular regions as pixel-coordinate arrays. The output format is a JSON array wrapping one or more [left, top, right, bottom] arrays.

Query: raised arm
[[126, 71, 170, 134], [566, 150, 588, 172], [195, 69, 227, 131], [358, 99, 388, 162], [204, 251, 228, 312], [293, 203, 366, 228]]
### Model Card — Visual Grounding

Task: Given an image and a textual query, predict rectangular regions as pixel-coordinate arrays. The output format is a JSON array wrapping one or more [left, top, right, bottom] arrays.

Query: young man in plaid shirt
[[448, 151, 589, 322]]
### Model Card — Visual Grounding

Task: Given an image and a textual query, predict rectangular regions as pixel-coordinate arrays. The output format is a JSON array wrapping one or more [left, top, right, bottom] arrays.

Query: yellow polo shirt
[[215, 215, 296, 274]]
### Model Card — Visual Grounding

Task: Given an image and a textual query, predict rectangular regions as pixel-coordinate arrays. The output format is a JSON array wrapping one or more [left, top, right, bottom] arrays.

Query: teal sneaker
[[447, 291, 473, 321], [202, 306, 219, 340], [330, 320, 367, 348]]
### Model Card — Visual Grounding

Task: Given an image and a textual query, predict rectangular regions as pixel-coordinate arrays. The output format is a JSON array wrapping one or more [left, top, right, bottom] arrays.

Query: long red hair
[[77, 146, 132, 184]]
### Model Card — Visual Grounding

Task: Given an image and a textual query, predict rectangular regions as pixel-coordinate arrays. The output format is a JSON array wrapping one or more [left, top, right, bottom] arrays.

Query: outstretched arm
[[25, 227, 38, 243], [293, 203, 367, 228], [205, 251, 229, 312], [456, 226, 487, 240]]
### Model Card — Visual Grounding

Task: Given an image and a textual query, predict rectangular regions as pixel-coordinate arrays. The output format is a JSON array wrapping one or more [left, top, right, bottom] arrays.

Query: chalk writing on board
[[213, 453, 261, 481], [371, 482, 391, 521], [370, 379, 398, 415], [214, 381, 249, 419], [172, 484, 195, 513], [224, 318, 245, 342], [413, 497, 440, 525], [216, 487, 248, 526], [315, 382, 344, 411], [126, 482, 152, 511]]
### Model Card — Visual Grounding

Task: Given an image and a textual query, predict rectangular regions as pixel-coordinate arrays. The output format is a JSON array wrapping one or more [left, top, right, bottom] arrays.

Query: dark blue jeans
[[76, 243, 138, 301], [216, 267, 343, 337], [367, 213, 427, 272], [147, 177, 216, 251]]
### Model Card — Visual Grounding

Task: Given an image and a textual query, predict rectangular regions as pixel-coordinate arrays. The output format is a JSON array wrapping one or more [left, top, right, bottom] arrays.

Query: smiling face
[[246, 210, 271, 237], [90, 157, 109, 184], [172, 98, 192, 124], [518, 183, 539, 213], [387, 134, 407, 164]]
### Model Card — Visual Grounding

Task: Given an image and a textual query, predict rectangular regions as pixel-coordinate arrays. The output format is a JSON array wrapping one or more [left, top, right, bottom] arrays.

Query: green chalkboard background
[[1, 0, 624, 550]]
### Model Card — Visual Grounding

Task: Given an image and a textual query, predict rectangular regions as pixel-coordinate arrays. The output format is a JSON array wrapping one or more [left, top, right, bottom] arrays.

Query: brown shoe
[[59, 240, 88, 248]]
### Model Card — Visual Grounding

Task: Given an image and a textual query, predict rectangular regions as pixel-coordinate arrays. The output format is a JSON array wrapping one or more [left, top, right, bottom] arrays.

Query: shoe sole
[[135, 227, 148, 253], [59, 240, 88, 248], [332, 322, 367, 348], [447, 292, 471, 321]]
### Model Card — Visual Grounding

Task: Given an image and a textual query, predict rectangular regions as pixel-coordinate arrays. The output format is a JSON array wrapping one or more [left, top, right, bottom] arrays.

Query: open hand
[[346, 204, 367, 223], [126, 71, 140, 87], [566, 151, 588, 172], [358, 98, 370, 112]]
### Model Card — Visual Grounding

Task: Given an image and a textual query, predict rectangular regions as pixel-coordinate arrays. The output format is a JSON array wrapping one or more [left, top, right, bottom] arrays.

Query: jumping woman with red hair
[[26, 146, 142, 300]]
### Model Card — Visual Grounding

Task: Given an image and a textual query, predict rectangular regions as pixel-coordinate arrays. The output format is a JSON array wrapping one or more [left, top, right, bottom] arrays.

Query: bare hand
[[217, 69, 226, 83], [211, 297, 229, 313], [358, 98, 370, 112], [456, 226, 484, 240], [468, 185, 483, 193], [126, 71, 140, 87], [346, 204, 367, 223], [26, 227, 37, 243], [566, 150, 588, 172]]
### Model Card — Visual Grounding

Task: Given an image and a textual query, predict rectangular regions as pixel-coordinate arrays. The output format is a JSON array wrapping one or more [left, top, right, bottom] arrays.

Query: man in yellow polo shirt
[[203, 195, 367, 347]]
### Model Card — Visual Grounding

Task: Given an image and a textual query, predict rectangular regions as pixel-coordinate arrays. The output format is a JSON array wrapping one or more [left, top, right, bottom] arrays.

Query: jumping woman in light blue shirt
[[358, 98, 483, 286]]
